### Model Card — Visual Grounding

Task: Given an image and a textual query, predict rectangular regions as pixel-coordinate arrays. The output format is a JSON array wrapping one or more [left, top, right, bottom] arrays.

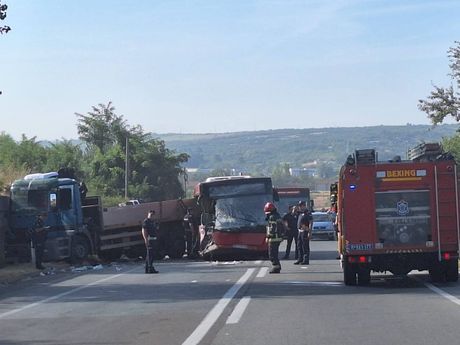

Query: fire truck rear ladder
[[456, 166, 460, 257], [434, 166, 441, 261], [434, 165, 460, 261]]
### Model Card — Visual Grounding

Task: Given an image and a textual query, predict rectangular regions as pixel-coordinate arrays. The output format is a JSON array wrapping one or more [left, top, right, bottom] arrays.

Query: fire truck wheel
[[429, 266, 445, 283], [71, 236, 90, 263], [343, 262, 357, 286], [357, 268, 371, 285], [445, 260, 459, 282]]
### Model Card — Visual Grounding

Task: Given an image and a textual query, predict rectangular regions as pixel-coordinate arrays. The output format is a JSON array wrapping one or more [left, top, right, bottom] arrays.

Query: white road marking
[[182, 268, 255, 345], [277, 281, 343, 287], [0, 266, 140, 319], [226, 296, 251, 324], [254, 260, 262, 265], [422, 281, 460, 306], [256, 267, 269, 278]]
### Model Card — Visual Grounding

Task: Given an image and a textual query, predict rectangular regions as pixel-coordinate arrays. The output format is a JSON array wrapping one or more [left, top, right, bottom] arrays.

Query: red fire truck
[[336, 145, 459, 285]]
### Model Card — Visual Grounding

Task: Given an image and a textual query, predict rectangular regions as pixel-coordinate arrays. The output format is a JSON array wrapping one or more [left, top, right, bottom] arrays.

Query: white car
[[311, 211, 337, 240]]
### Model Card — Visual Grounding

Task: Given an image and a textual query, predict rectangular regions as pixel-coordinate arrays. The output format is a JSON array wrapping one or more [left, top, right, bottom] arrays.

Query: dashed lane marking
[[226, 296, 251, 324], [256, 267, 269, 278], [182, 268, 255, 345]]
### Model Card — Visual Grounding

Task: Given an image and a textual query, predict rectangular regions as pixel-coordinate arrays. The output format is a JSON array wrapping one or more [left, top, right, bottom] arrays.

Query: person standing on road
[[264, 202, 285, 274], [30, 214, 48, 270], [142, 210, 159, 274], [282, 205, 299, 260], [294, 201, 312, 265], [183, 208, 199, 258]]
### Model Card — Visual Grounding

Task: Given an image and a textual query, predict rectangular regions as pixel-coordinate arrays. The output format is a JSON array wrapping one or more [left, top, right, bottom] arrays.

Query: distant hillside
[[158, 124, 459, 174]]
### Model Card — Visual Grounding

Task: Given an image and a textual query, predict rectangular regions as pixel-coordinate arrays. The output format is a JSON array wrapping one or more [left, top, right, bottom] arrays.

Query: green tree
[[418, 41, 460, 161], [0, 133, 49, 191], [44, 140, 85, 179], [76, 102, 189, 201], [418, 41, 460, 124], [76, 102, 132, 154], [441, 136, 460, 161], [0, 1, 10, 35]]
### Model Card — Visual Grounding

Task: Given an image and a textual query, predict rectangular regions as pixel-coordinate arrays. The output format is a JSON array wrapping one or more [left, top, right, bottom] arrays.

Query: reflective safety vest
[[266, 213, 283, 243]]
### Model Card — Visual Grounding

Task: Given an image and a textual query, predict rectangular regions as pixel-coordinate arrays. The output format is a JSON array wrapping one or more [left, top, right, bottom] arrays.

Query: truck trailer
[[7, 172, 197, 263], [336, 145, 459, 285]]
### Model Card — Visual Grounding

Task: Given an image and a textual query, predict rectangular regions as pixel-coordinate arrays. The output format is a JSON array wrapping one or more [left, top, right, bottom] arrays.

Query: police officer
[[282, 205, 299, 260], [142, 210, 159, 274], [264, 202, 285, 274], [294, 201, 312, 265], [31, 214, 48, 270], [183, 208, 198, 258]]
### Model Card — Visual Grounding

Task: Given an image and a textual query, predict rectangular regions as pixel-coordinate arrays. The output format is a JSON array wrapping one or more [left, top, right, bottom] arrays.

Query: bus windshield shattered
[[195, 177, 274, 259], [207, 181, 271, 232], [214, 194, 269, 231]]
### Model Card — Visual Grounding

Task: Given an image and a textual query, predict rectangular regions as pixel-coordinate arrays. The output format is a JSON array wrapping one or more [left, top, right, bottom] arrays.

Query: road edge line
[[0, 266, 140, 319]]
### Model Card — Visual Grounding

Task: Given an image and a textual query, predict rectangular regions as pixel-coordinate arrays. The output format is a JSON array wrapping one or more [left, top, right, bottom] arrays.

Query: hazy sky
[[1, 0, 460, 140]]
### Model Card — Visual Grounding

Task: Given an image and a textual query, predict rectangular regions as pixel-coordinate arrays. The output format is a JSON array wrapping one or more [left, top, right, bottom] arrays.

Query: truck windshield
[[214, 194, 270, 231], [11, 189, 49, 212]]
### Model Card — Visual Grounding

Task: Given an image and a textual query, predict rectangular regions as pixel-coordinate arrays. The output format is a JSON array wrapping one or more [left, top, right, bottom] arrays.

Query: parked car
[[118, 199, 144, 207], [311, 211, 337, 240]]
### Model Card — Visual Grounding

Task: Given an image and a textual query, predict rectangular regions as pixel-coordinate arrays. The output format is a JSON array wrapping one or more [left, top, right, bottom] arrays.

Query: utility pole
[[125, 136, 129, 200]]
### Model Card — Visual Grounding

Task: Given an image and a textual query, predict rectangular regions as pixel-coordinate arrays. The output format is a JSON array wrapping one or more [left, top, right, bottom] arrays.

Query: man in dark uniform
[[142, 210, 159, 274], [264, 202, 285, 274], [31, 214, 48, 270], [282, 205, 299, 260], [183, 208, 199, 258], [294, 201, 312, 265]]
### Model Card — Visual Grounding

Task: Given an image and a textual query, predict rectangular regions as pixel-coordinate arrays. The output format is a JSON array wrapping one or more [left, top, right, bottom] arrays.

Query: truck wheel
[[343, 262, 357, 286], [357, 268, 371, 286], [445, 260, 459, 282], [71, 236, 90, 263]]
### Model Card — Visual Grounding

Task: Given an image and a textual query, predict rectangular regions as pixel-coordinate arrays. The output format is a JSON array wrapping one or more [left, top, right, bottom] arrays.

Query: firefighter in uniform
[[264, 202, 285, 274], [142, 210, 159, 274]]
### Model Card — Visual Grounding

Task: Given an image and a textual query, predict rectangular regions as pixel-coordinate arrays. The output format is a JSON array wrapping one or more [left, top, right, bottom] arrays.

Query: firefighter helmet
[[264, 202, 276, 214]]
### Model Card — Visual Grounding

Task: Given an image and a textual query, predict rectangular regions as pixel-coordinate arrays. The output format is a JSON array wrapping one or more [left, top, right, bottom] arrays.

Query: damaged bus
[[194, 176, 275, 260]]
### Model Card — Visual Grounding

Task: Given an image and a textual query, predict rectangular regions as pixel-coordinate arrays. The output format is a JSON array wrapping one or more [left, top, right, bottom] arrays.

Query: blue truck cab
[[8, 172, 96, 261]]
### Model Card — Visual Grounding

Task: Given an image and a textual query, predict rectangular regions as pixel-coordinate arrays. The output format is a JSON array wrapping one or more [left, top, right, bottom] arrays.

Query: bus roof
[[194, 176, 272, 197]]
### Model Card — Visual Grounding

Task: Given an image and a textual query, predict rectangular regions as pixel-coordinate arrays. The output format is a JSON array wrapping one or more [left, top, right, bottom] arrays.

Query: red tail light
[[443, 252, 451, 260], [348, 256, 370, 263]]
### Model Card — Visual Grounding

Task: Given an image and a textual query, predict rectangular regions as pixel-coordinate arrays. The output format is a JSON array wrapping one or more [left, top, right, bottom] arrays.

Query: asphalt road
[[1, 241, 460, 345]]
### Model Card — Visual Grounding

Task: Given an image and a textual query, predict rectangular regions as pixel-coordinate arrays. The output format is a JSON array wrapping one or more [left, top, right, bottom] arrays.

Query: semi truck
[[336, 145, 459, 285], [7, 172, 198, 263]]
